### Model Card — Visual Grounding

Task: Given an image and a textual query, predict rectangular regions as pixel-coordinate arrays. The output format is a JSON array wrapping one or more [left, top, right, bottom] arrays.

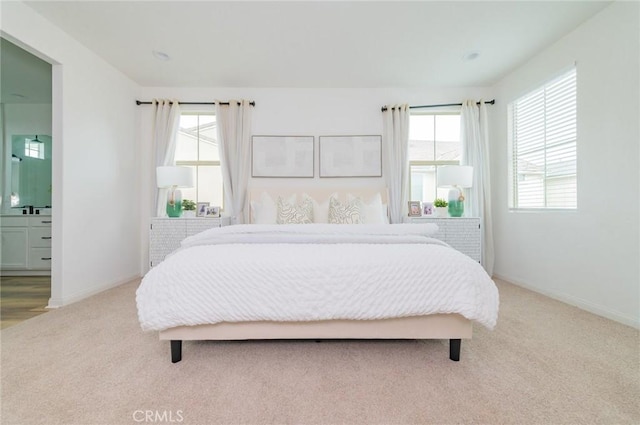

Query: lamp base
[[166, 187, 183, 218], [448, 187, 465, 218], [448, 200, 464, 217], [166, 201, 183, 218]]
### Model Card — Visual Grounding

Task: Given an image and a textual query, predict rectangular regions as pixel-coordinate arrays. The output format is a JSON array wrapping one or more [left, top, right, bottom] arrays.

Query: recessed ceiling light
[[463, 51, 480, 61], [152, 50, 171, 61]]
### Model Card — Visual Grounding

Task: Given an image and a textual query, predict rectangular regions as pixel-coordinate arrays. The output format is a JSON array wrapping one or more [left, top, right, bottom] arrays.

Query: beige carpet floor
[[1, 278, 638, 425]]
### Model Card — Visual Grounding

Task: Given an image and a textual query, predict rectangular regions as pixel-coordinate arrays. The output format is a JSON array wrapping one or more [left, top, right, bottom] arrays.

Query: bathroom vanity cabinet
[[0, 215, 51, 274]]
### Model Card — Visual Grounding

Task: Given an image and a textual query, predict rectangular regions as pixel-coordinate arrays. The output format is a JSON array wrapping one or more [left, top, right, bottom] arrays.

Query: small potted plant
[[434, 198, 449, 217], [182, 199, 197, 218]]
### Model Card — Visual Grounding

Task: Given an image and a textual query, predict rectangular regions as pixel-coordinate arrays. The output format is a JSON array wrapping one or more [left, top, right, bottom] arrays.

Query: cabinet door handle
[[41, 257, 52, 260], [41, 221, 52, 224], [41, 236, 52, 240]]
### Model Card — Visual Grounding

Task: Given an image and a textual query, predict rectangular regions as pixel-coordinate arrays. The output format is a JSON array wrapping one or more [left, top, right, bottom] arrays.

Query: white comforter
[[136, 224, 499, 331]]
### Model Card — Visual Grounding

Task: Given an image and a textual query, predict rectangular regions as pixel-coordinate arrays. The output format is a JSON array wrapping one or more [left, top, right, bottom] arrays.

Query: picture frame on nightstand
[[408, 201, 422, 217], [423, 202, 434, 215], [206, 206, 221, 218], [196, 202, 210, 217]]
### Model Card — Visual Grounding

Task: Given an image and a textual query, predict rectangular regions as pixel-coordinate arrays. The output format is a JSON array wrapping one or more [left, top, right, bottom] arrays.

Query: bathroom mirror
[[10, 134, 52, 208]]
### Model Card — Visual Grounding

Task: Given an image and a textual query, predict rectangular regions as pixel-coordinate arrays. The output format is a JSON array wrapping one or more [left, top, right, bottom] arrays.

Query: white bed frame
[[158, 187, 473, 362]]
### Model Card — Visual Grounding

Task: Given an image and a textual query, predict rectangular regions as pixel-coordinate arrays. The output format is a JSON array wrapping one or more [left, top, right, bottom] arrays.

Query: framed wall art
[[319, 135, 382, 177], [251, 135, 314, 178]]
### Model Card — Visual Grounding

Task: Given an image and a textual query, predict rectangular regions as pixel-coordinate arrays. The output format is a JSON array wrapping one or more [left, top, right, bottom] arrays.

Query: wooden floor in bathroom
[[0, 276, 50, 329]]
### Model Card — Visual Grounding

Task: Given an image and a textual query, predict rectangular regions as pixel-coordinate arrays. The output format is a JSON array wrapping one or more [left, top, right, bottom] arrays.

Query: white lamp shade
[[437, 165, 473, 188], [156, 166, 194, 188]]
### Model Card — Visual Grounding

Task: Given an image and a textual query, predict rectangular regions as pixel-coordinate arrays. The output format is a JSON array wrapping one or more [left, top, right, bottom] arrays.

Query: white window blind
[[509, 67, 577, 209]]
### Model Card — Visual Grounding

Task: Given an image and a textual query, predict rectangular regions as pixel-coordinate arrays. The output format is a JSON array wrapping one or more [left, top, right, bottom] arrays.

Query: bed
[[136, 188, 499, 363]]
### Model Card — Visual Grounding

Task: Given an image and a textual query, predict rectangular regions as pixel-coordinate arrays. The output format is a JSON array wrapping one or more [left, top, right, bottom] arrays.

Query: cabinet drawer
[[1, 228, 29, 268], [1, 217, 28, 227], [30, 227, 52, 248], [149, 220, 185, 267], [149, 217, 231, 268], [29, 247, 52, 270], [445, 221, 481, 262], [29, 217, 52, 227], [186, 219, 223, 236], [405, 216, 481, 262]]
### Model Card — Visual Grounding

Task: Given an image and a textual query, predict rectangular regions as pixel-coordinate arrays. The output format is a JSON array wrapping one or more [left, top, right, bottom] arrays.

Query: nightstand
[[405, 216, 481, 262], [149, 217, 231, 267]]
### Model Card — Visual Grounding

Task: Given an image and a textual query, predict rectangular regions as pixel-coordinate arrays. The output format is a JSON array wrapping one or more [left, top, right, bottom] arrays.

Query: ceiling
[[20, 1, 611, 89], [1, 38, 52, 104]]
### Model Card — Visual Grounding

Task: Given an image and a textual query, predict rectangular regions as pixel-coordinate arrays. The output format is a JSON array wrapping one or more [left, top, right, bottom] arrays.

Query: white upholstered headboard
[[247, 187, 389, 224]]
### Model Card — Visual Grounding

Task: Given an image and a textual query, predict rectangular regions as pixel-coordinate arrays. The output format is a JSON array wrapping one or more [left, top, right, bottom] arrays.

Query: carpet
[[1, 278, 638, 425]]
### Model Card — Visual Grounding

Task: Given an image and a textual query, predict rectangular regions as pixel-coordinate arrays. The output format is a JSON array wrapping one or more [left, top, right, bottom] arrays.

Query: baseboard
[[47, 274, 141, 308], [1, 270, 51, 277], [492, 273, 640, 329]]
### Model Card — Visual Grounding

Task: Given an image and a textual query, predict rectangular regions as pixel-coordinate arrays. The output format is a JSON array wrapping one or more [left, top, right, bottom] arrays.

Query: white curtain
[[152, 99, 181, 217], [382, 104, 410, 223], [216, 100, 252, 224], [461, 100, 494, 275]]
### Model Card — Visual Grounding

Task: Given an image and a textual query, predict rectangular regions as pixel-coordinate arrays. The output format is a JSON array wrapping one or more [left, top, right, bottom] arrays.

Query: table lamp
[[437, 165, 473, 217], [156, 166, 194, 217]]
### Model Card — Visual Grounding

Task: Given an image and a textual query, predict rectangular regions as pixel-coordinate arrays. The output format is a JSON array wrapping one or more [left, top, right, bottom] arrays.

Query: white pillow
[[277, 195, 313, 224], [250, 192, 297, 224], [304, 192, 332, 224], [328, 195, 365, 224], [348, 193, 386, 224]]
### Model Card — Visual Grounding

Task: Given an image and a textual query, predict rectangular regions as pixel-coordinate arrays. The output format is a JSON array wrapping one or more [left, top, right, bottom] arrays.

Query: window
[[508, 67, 577, 209], [24, 138, 45, 159], [175, 113, 224, 208], [408, 113, 461, 203]]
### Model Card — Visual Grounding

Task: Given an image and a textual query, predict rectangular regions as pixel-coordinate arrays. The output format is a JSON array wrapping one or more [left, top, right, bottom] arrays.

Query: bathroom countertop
[[1, 209, 52, 216]]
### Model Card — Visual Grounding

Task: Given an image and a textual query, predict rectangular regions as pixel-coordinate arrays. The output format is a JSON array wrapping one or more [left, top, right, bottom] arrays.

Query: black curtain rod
[[135, 100, 255, 106], [381, 99, 495, 112]]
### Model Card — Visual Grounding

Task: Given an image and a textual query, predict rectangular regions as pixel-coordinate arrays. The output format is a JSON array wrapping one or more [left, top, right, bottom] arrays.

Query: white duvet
[[136, 224, 499, 332]]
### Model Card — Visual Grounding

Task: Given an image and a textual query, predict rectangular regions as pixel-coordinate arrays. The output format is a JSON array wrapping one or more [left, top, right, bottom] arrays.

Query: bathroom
[[0, 37, 53, 327]]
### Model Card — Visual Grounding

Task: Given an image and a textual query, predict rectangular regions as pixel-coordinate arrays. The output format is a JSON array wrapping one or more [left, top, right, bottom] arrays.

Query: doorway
[[0, 37, 53, 325]]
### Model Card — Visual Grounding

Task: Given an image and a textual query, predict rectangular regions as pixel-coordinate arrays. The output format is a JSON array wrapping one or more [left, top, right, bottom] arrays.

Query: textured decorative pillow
[[328, 195, 364, 224], [347, 193, 386, 224], [277, 196, 314, 224]]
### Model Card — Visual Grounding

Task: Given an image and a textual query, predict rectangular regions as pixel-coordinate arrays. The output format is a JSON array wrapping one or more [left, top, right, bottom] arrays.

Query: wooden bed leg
[[171, 340, 182, 363], [449, 339, 461, 361]]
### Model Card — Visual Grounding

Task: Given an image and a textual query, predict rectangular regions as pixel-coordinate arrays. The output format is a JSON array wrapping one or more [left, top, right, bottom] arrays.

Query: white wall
[[2, 104, 52, 135], [1, 2, 141, 306], [137, 86, 492, 270], [491, 2, 639, 327]]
